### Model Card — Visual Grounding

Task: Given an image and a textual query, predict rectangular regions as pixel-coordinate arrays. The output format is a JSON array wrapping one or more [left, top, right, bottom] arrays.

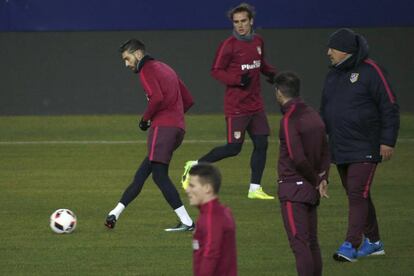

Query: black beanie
[[327, 28, 358, 53]]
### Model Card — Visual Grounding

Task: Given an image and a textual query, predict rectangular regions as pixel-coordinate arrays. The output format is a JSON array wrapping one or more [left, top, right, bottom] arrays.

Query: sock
[[249, 183, 261, 192], [109, 202, 125, 220], [174, 205, 193, 226]]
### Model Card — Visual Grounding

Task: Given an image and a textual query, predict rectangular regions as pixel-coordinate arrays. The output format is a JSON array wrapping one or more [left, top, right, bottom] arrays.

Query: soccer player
[[321, 28, 400, 261], [186, 163, 237, 276], [275, 72, 330, 276], [104, 39, 195, 232], [182, 3, 277, 200]]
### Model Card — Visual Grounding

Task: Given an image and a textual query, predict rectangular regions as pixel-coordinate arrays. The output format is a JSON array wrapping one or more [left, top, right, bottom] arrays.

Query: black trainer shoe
[[104, 214, 117, 229], [164, 222, 195, 232]]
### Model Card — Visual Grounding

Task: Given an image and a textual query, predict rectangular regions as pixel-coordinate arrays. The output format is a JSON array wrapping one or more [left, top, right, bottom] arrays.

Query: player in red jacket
[[104, 39, 194, 232], [275, 72, 330, 276], [182, 3, 277, 200], [186, 163, 237, 276]]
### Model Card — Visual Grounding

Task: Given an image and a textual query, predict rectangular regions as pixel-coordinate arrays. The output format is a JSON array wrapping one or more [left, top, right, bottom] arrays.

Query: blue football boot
[[357, 238, 385, 258], [333, 241, 358, 262]]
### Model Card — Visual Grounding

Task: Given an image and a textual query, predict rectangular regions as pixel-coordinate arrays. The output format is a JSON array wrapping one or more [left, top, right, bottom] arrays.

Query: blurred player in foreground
[[186, 163, 237, 276]]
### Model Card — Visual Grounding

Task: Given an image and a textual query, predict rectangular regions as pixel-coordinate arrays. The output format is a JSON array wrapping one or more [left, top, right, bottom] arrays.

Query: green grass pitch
[[0, 114, 413, 275]]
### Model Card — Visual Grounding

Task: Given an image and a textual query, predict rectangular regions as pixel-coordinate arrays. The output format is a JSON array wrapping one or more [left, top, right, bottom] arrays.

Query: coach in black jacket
[[320, 28, 399, 262]]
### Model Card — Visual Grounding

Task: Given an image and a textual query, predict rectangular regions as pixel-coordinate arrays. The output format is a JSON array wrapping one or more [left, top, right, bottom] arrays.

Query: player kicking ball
[[105, 39, 194, 232]]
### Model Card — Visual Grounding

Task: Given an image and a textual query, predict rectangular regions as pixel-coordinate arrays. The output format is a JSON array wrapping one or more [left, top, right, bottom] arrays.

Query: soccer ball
[[50, 209, 77, 234]]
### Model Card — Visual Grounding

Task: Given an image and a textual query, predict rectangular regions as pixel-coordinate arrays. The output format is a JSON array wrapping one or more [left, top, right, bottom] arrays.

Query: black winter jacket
[[321, 35, 399, 164]]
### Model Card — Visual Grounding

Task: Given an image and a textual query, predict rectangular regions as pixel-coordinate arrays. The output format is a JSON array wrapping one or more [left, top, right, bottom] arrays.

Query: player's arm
[[319, 76, 333, 136], [319, 133, 331, 182], [368, 62, 400, 160], [198, 216, 224, 275], [258, 38, 277, 83], [211, 40, 243, 86], [283, 112, 319, 186], [259, 40, 277, 81], [178, 78, 194, 113], [140, 71, 164, 122], [317, 133, 331, 198]]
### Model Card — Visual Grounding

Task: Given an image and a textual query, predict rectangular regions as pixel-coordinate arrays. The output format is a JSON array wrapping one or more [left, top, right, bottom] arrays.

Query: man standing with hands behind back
[[275, 72, 330, 276], [321, 28, 399, 262], [182, 3, 277, 201]]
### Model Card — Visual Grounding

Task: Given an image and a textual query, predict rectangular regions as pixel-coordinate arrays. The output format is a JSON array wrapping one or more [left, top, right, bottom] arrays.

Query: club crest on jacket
[[192, 239, 200, 250], [350, 73, 359, 83]]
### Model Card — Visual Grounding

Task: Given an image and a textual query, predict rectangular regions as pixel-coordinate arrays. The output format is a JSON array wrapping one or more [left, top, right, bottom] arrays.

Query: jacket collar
[[199, 198, 219, 212], [232, 30, 255, 42], [281, 97, 303, 114], [137, 54, 154, 73]]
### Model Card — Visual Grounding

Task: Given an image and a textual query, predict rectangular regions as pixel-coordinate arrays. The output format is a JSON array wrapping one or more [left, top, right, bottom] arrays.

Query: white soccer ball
[[50, 209, 77, 234]]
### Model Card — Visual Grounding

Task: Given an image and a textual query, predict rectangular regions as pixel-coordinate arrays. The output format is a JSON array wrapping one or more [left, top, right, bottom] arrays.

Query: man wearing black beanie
[[320, 28, 400, 262], [327, 28, 358, 53]]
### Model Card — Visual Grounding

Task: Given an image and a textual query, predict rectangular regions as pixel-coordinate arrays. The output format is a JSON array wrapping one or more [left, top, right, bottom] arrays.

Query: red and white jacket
[[211, 34, 276, 117]]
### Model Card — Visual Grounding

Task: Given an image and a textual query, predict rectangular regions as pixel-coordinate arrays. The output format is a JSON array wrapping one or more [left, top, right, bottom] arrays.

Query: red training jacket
[[138, 56, 194, 130], [211, 34, 276, 116], [278, 98, 330, 204], [193, 198, 237, 276]]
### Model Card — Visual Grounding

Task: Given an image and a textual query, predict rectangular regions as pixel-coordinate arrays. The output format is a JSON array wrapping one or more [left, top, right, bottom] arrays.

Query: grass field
[[0, 114, 413, 275]]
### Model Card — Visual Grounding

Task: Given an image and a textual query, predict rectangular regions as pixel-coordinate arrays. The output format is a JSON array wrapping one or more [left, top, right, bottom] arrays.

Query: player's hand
[[380, 144, 394, 161], [240, 72, 251, 88], [139, 118, 151, 131], [317, 179, 329, 199]]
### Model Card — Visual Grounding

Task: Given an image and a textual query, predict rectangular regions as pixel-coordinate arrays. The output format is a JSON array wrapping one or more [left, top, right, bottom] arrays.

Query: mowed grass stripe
[[0, 140, 224, 145], [1, 138, 414, 145]]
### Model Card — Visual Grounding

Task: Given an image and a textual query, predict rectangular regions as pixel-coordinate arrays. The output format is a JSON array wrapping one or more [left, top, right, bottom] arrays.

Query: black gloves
[[240, 71, 275, 88], [264, 72, 276, 84], [139, 118, 151, 131], [240, 72, 251, 88]]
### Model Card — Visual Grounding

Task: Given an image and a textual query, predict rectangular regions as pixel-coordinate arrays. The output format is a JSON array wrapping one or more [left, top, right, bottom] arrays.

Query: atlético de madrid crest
[[257, 46, 262, 55], [350, 73, 359, 83]]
